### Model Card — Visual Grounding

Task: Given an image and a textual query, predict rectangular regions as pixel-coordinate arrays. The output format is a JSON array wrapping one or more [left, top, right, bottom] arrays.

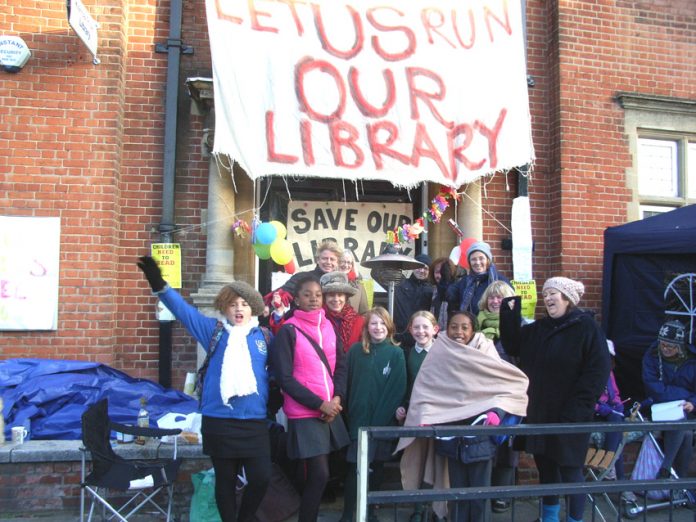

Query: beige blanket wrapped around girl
[[397, 332, 529, 516]]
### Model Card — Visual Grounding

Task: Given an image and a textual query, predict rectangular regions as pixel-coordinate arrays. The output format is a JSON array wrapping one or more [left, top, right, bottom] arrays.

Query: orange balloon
[[284, 259, 296, 274]]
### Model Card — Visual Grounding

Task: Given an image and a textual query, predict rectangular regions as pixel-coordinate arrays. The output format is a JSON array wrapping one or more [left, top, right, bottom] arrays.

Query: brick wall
[[544, 0, 696, 313], [0, 0, 212, 386], [0, 457, 210, 516], [1, 1, 695, 379]]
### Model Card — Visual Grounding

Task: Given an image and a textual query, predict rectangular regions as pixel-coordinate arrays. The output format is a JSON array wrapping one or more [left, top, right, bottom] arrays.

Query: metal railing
[[355, 419, 696, 521]]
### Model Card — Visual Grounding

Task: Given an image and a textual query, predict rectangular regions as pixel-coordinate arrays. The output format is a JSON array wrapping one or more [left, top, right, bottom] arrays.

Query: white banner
[[206, 0, 534, 188], [286, 201, 414, 276], [0, 216, 61, 330], [511, 196, 533, 281]]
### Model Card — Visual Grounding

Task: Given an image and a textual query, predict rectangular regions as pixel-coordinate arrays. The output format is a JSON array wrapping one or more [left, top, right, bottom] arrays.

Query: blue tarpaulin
[[0, 358, 198, 440], [601, 204, 696, 404]]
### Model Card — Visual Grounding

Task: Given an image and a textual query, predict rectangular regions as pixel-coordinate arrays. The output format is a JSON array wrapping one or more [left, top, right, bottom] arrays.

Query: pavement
[[4, 491, 693, 521], [5, 490, 696, 522]]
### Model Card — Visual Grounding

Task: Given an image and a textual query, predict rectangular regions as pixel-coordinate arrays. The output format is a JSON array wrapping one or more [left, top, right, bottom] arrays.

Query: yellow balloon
[[270, 220, 287, 240], [270, 239, 293, 265]]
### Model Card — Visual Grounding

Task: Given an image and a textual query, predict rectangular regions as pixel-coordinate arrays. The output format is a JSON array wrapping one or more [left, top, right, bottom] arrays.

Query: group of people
[[135, 237, 695, 522]]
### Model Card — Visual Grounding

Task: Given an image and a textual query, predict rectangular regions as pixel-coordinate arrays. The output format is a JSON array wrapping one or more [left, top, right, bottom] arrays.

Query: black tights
[[534, 454, 585, 520], [210, 455, 272, 522], [295, 454, 330, 522]]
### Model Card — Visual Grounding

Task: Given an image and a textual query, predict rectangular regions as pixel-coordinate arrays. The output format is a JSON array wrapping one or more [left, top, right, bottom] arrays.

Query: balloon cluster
[[252, 220, 296, 274], [449, 236, 478, 269], [387, 186, 461, 245]]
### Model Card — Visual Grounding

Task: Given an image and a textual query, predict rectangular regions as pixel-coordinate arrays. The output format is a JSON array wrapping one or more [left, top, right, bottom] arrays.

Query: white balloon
[[449, 245, 461, 265]]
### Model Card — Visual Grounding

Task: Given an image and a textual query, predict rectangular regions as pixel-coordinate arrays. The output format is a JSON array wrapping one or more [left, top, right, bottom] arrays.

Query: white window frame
[[618, 93, 696, 220]]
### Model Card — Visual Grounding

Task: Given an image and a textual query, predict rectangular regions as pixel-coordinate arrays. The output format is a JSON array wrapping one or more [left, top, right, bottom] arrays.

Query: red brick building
[[1, 0, 695, 387]]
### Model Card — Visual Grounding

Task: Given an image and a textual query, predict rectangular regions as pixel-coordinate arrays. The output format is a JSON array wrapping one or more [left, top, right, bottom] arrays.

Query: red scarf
[[325, 303, 359, 351]]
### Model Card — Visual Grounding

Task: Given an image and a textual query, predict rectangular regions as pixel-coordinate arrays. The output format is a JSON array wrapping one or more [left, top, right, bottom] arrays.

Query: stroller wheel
[[622, 498, 641, 520]]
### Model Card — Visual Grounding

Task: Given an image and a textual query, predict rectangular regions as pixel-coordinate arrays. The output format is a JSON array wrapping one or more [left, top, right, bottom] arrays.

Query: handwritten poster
[[286, 201, 414, 277], [0, 216, 60, 330], [511, 279, 537, 321], [151, 243, 182, 289], [205, 0, 534, 188]]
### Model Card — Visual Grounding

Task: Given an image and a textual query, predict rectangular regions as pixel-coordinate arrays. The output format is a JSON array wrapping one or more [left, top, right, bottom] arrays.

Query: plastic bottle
[[135, 397, 149, 445]]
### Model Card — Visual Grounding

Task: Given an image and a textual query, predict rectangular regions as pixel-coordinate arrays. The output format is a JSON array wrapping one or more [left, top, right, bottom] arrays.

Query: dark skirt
[[286, 416, 350, 460], [201, 416, 270, 458]]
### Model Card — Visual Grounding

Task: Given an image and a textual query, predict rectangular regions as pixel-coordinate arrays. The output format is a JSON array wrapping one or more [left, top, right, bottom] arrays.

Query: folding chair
[[80, 398, 182, 521], [583, 402, 643, 522], [621, 405, 695, 519]]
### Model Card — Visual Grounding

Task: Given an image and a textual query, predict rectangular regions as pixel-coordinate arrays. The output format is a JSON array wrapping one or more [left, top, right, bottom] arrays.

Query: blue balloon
[[255, 222, 277, 245]]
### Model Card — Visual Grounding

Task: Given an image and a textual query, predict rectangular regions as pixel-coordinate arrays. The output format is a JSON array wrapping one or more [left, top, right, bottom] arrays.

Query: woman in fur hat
[[137, 256, 272, 522], [320, 271, 365, 351], [499, 277, 610, 522]]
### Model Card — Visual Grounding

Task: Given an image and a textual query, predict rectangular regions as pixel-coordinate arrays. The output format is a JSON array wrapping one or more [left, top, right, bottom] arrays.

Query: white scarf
[[220, 318, 259, 403]]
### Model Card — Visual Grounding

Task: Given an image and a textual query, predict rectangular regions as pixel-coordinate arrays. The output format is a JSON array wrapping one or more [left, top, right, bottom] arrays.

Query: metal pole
[[388, 280, 396, 317], [356, 428, 370, 522], [156, 0, 184, 387]]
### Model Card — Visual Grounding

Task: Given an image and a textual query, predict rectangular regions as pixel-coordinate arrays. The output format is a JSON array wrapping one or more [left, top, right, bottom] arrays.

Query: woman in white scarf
[[137, 256, 272, 522]]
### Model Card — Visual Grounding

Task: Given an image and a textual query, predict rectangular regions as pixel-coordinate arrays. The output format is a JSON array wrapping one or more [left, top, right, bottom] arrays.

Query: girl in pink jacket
[[270, 274, 349, 522]]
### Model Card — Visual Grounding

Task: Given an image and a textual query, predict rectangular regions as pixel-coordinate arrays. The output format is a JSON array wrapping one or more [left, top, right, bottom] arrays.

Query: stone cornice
[[616, 92, 696, 115]]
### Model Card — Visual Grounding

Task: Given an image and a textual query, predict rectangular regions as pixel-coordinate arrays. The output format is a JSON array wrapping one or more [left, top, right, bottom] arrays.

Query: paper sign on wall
[[511, 280, 537, 321], [0, 216, 60, 330], [151, 243, 182, 289]]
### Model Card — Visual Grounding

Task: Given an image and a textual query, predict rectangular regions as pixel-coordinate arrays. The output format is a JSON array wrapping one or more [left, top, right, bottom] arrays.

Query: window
[[618, 93, 696, 220], [637, 138, 678, 198], [689, 142, 696, 199], [640, 204, 673, 219], [637, 135, 694, 215]]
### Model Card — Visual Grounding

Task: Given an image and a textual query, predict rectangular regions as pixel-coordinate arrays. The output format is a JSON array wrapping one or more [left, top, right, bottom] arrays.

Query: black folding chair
[[80, 398, 182, 521]]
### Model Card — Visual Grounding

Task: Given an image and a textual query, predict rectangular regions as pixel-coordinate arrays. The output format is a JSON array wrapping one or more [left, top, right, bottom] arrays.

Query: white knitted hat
[[542, 277, 585, 306]]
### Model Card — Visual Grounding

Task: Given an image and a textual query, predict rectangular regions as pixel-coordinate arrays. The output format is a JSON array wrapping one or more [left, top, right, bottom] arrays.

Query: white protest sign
[[286, 201, 414, 277], [0, 216, 61, 330], [511, 196, 533, 281], [205, 0, 534, 188]]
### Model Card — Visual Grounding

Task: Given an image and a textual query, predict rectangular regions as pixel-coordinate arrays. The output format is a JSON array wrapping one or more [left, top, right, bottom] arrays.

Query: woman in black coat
[[500, 277, 610, 522]]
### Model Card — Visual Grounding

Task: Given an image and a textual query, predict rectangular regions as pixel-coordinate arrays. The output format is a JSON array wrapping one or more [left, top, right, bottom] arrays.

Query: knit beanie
[[466, 241, 493, 263], [542, 277, 585, 306], [658, 320, 686, 347], [414, 253, 432, 266]]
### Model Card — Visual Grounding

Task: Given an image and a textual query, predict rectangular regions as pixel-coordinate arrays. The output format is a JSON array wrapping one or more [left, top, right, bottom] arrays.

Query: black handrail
[[355, 419, 696, 513]]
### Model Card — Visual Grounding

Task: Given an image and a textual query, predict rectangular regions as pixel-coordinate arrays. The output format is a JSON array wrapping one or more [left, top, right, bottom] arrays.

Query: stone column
[[190, 158, 237, 367], [457, 183, 483, 240]]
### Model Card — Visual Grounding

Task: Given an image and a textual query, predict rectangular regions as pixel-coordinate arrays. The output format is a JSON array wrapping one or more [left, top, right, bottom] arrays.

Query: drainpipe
[[154, 0, 193, 387]]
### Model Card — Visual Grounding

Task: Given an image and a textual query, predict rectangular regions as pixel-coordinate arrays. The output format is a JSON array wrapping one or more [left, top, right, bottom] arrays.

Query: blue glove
[[597, 403, 614, 417]]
